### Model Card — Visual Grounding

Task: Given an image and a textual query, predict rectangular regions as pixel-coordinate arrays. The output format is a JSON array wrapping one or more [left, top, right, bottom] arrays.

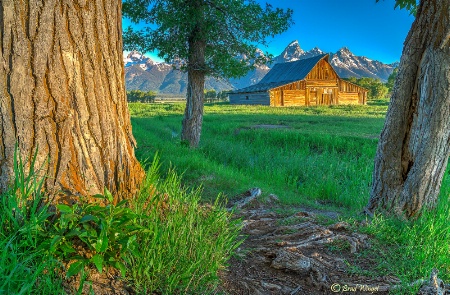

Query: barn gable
[[229, 54, 368, 106]]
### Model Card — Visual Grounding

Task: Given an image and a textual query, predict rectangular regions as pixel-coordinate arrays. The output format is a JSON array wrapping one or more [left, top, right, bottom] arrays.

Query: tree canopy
[[386, 67, 398, 93], [122, 0, 293, 78], [345, 77, 389, 100], [378, 0, 419, 14], [127, 90, 157, 103], [123, 0, 293, 147]]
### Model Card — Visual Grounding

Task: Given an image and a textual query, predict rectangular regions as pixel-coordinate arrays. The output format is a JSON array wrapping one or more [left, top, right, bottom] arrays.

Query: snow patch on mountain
[[123, 42, 398, 94]]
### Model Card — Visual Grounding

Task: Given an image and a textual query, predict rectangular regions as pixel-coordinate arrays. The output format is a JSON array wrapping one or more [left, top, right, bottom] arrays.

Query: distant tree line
[[204, 89, 231, 103], [344, 68, 398, 100], [344, 77, 388, 100], [126, 90, 157, 103]]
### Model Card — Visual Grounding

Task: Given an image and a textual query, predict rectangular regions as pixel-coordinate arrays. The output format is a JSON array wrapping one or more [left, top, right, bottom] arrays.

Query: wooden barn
[[229, 54, 368, 106]]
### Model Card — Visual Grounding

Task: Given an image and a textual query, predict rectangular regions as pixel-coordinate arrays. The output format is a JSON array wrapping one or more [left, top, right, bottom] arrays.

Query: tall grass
[[364, 173, 450, 291], [0, 148, 241, 294], [128, 157, 242, 294], [0, 149, 64, 294], [129, 101, 450, 290], [130, 102, 384, 210]]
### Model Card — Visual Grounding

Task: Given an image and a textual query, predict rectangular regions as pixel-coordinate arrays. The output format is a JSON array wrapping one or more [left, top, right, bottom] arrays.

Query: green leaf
[[92, 194, 107, 200], [50, 235, 63, 252], [60, 242, 76, 254], [56, 204, 73, 213], [61, 213, 79, 223], [104, 188, 114, 203], [66, 229, 82, 238], [91, 254, 104, 273], [115, 261, 127, 277], [80, 214, 98, 223], [95, 230, 109, 252], [66, 260, 85, 278]]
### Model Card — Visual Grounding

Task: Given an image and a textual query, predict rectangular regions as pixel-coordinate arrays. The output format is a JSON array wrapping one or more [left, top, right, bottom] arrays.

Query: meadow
[[1, 100, 448, 294], [130, 100, 450, 293], [130, 101, 387, 210]]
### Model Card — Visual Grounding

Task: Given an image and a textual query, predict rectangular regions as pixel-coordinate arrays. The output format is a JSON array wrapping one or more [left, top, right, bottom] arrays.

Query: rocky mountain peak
[[310, 47, 324, 54], [336, 47, 353, 56], [275, 40, 304, 63], [123, 42, 398, 94]]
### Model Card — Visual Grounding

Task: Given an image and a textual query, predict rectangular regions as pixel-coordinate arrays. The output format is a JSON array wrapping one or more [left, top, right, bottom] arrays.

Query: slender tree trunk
[[367, 0, 450, 218], [181, 11, 206, 148], [0, 0, 144, 203]]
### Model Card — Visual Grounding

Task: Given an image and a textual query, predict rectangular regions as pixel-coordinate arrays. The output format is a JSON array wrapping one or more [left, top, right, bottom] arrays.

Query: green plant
[[0, 148, 64, 294], [326, 238, 351, 252], [127, 157, 242, 294], [50, 190, 142, 278], [363, 191, 450, 285], [129, 102, 450, 292]]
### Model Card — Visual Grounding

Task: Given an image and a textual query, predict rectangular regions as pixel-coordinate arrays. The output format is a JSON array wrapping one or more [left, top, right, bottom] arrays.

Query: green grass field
[[130, 101, 387, 210], [3, 100, 447, 294], [130, 100, 450, 293]]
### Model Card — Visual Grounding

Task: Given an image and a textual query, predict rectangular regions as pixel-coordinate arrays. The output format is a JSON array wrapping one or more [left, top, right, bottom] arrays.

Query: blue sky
[[122, 0, 415, 64]]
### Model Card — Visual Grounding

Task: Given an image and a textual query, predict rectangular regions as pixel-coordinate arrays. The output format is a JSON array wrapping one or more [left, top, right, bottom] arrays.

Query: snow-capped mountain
[[272, 40, 305, 63], [329, 47, 396, 81], [271, 42, 397, 81], [123, 51, 232, 94], [123, 41, 398, 94]]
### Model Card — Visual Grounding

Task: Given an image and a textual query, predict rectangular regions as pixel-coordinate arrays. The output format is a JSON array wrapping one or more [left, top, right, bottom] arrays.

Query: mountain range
[[124, 40, 398, 95]]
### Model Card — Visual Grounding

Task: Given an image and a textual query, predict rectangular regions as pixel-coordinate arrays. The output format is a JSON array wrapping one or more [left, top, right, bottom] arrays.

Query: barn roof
[[232, 54, 329, 93]]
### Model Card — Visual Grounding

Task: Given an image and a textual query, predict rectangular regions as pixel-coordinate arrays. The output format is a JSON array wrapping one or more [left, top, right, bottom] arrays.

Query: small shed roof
[[232, 54, 328, 94]]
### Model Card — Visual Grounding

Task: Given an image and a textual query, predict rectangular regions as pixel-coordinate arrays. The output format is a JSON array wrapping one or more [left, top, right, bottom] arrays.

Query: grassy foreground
[[1, 100, 448, 294], [0, 152, 240, 294], [130, 101, 450, 293]]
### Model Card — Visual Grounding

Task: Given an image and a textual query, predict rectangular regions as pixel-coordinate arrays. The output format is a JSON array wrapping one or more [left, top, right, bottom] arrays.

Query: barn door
[[309, 90, 317, 105]]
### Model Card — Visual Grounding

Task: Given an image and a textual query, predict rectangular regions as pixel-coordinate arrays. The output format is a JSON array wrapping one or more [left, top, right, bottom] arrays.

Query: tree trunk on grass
[[367, 0, 450, 219], [181, 23, 206, 148], [0, 0, 144, 203]]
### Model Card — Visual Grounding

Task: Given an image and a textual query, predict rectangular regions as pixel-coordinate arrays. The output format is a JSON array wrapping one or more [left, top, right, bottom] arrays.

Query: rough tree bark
[[367, 0, 450, 218], [181, 39, 206, 148], [0, 0, 144, 203], [181, 1, 206, 148]]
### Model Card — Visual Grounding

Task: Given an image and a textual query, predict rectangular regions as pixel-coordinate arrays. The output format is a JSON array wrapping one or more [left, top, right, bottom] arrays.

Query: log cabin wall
[[269, 61, 368, 107], [231, 54, 368, 107], [338, 79, 368, 105], [229, 92, 270, 105], [269, 60, 341, 107]]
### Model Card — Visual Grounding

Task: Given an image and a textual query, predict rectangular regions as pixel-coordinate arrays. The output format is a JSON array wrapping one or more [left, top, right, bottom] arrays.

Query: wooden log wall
[[306, 59, 338, 80], [283, 90, 306, 106], [251, 59, 368, 107], [230, 92, 270, 105], [337, 92, 360, 104], [339, 79, 366, 93]]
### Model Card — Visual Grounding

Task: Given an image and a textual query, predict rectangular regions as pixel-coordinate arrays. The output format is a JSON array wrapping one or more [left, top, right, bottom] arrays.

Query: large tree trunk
[[0, 0, 144, 203], [181, 24, 206, 148], [367, 0, 450, 218]]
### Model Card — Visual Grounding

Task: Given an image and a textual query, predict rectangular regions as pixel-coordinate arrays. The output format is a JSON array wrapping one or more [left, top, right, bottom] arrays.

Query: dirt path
[[218, 191, 398, 295]]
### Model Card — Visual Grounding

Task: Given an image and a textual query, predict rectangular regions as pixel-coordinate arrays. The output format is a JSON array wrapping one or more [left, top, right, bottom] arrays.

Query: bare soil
[[218, 193, 398, 295], [63, 189, 447, 294]]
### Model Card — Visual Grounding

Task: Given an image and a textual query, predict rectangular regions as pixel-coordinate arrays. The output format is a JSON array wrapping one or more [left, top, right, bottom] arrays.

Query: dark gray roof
[[232, 54, 328, 94]]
